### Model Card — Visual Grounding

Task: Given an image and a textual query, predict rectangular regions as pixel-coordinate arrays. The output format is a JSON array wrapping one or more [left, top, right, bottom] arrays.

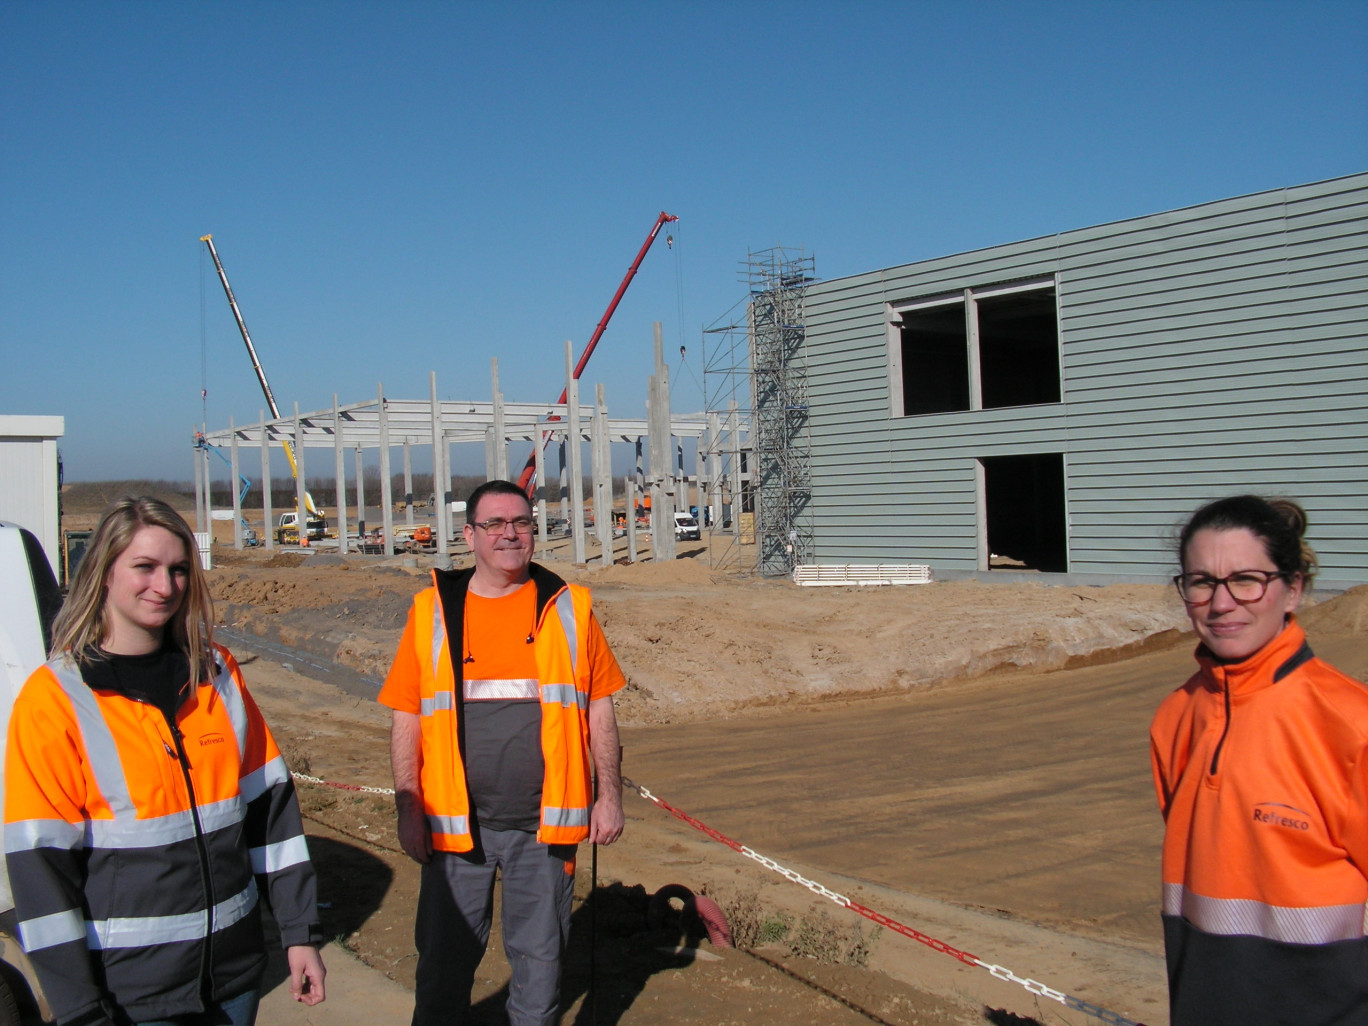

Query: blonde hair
[[52, 497, 216, 683]]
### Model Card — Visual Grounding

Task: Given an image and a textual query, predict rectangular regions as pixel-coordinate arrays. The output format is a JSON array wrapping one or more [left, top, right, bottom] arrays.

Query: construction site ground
[[59, 505, 1368, 1025]]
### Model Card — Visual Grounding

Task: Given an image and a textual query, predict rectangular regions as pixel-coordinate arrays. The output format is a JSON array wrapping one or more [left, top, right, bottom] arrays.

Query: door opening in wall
[[980, 453, 1067, 573]]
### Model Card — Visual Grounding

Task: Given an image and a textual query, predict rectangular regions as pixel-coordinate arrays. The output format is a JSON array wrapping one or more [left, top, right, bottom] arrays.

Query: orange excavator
[[516, 211, 678, 497]]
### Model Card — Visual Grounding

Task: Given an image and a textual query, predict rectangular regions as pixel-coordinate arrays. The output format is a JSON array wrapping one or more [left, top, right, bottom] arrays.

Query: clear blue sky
[[3, 0, 1365, 482]]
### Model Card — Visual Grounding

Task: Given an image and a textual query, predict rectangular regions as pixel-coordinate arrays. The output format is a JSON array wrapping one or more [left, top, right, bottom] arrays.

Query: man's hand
[[588, 695, 623, 845], [396, 791, 432, 864], [287, 944, 327, 1006], [589, 792, 624, 845], [390, 710, 431, 863]]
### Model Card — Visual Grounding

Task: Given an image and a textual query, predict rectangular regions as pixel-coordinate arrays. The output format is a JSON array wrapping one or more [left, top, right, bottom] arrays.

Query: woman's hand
[[287, 944, 327, 1006]]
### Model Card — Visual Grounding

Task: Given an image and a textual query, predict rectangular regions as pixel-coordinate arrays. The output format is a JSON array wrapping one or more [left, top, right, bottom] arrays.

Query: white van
[[0, 522, 59, 1022], [673, 512, 701, 542]]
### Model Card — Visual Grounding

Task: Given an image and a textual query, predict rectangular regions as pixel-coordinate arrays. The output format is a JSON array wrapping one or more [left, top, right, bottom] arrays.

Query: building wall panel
[[791, 173, 1368, 585]]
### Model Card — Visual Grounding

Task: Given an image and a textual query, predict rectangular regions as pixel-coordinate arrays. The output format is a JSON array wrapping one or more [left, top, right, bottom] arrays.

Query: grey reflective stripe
[[431, 596, 445, 676], [208, 654, 250, 758], [420, 692, 455, 716], [87, 809, 195, 849], [1166, 883, 1368, 944], [540, 683, 587, 711], [17, 908, 86, 952], [543, 806, 590, 828], [554, 591, 578, 673], [239, 755, 289, 805], [465, 678, 539, 701], [427, 814, 468, 837], [83, 794, 244, 852], [50, 658, 135, 817], [5, 817, 82, 853], [250, 833, 311, 874], [86, 879, 257, 951]]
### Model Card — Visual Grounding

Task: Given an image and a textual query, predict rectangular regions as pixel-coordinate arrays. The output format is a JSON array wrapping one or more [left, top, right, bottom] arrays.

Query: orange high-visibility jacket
[[382, 564, 597, 852], [1150, 618, 1368, 1026], [3, 646, 319, 1025]]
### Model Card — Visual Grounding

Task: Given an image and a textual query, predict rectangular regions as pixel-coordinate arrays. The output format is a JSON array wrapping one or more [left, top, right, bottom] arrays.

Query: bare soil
[[61, 502, 1368, 1025]]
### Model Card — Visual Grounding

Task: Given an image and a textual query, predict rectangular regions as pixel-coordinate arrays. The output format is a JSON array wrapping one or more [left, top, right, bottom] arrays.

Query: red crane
[[516, 210, 679, 495]]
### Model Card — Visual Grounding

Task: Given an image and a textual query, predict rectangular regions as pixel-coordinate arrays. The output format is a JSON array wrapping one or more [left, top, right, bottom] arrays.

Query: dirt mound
[[208, 555, 1192, 726], [1301, 584, 1368, 636]]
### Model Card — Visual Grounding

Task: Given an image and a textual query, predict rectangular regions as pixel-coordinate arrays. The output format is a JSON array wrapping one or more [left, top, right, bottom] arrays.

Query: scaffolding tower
[[746, 247, 815, 576]]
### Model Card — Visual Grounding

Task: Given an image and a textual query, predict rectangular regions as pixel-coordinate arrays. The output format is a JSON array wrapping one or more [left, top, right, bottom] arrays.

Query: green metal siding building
[[798, 173, 1367, 586]]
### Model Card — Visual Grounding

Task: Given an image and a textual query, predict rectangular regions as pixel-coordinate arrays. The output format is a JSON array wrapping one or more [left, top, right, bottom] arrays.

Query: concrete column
[[293, 403, 307, 543], [626, 478, 637, 563], [558, 438, 568, 526], [260, 411, 273, 550], [230, 417, 243, 549], [431, 371, 450, 567], [403, 442, 414, 529], [491, 358, 507, 480], [592, 383, 612, 564], [378, 383, 394, 555], [355, 448, 366, 539], [193, 438, 205, 535], [706, 411, 723, 529], [534, 423, 547, 552], [649, 323, 675, 561], [566, 342, 586, 565], [728, 399, 742, 536], [333, 395, 348, 555]]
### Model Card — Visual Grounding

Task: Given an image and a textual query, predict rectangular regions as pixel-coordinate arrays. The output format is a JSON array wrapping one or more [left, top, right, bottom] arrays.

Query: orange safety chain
[[623, 777, 1150, 1026]]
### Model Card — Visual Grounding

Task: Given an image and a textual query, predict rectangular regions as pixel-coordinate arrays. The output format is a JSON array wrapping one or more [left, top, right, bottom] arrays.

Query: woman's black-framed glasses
[[1173, 569, 1287, 606], [472, 516, 535, 535]]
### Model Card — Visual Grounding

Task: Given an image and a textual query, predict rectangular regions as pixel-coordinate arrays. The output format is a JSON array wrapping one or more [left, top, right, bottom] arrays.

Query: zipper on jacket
[[168, 720, 218, 1004], [1209, 677, 1233, 776]]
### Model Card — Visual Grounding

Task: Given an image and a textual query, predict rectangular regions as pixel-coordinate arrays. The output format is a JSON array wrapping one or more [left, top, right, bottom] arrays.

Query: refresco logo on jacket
[[1252, 802, 1312, 831], [199, 732, 227, 746]]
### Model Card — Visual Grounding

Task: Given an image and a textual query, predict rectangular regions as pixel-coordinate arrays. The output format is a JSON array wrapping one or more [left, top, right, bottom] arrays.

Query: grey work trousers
[[412, 829, 576, 1026]]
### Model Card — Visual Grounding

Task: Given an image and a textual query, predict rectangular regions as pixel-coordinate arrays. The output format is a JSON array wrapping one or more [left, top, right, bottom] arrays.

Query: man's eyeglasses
[[1173, 570, 1287, 606], [472, 516, 535, 535]]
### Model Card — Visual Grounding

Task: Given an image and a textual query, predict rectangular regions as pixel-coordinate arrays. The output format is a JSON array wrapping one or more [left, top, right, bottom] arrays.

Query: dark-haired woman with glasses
[[1150, 494, 1368, 1026]]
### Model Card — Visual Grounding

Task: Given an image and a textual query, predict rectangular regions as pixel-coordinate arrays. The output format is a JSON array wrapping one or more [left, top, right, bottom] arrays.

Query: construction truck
[[276, 511, 327, 545]]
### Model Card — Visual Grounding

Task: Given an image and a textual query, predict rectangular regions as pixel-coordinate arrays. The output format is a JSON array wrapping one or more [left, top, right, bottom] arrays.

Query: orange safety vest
[[406, 567, 597, 852], [3, 646, 318, 1024], [1150, 618, 1368, 1025]]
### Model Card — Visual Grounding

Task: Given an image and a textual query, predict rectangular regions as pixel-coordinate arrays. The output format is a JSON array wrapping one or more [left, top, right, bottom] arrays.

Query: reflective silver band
[[464, 678, 539, 701], [250, 833, 311, 875], [540, 683, 587, 711], [17, 907, 85, 952], [428, 814, 469, 837], [240, 754, 289, 805], [5, 817, 82, 853], [420, 691, 455, 716], [431, 597, 445, 677], [543, 805, 590, 828], [87, 879, 257, 951], [208, 653, 250, 758], [52, 658, 135, 817], [554, 591, 578, 673], [1165, 882, 1368, 943]]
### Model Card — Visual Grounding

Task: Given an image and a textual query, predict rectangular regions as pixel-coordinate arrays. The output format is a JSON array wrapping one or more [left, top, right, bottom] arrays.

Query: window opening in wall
[[899, 301, 969, 415], [980, 453, 1067, 573], [977, 287, 1060, 409], [892, 279, 1060, 416]]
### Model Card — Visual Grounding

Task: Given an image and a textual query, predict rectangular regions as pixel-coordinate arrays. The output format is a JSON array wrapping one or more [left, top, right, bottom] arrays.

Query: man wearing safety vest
[[379, 479, 625, 1026]]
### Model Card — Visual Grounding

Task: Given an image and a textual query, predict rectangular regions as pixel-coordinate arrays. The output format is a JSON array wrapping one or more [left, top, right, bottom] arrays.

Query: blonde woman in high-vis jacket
[[3, 497, 325, 1026], [1151, 495, 1368, 1026]]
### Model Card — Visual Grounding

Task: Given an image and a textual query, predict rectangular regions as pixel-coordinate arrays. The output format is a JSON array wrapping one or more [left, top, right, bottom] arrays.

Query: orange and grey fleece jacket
[[3, 646, 320, 1026], [1150, 619, 1368, 1026]]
